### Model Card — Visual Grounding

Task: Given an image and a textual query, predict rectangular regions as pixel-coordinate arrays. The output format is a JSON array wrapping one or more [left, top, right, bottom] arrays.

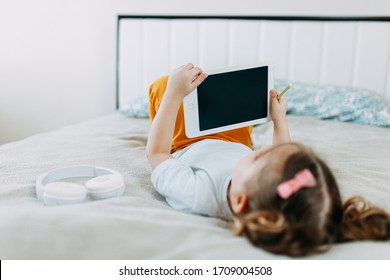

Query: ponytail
[[234, 210, 287, 236], [338, 196, 390, 242], [234, 210, 328, 257]]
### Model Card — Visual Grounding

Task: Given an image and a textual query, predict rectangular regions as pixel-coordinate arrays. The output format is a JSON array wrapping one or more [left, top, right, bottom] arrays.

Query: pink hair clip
[[277, 169, 316, 199]]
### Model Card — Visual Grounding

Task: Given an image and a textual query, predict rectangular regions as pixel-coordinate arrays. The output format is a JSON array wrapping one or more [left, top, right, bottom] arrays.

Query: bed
[[1, 15, 390, 260]]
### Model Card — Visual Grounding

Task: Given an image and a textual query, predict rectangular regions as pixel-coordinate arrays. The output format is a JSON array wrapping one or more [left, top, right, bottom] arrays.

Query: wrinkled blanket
[[1, 113, 389, 259]]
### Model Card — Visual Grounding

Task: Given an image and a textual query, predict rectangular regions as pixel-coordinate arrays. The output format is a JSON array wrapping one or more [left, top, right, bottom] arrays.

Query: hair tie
[[277, 169, 316, 199]]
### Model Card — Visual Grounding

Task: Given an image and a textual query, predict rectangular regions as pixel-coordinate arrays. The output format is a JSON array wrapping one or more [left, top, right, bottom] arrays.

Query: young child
[[146, 63, 390, 257]]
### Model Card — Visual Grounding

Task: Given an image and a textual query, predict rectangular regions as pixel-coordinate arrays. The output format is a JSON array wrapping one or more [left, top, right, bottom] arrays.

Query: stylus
[[277, 83, 292, 101]]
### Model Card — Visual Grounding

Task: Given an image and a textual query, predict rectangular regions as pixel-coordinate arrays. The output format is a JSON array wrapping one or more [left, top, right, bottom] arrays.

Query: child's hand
[[269, 89, 287, 123], [165, 63, 208, 99]]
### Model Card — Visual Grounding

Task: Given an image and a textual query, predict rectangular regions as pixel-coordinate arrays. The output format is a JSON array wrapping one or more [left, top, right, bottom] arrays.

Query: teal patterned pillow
[[119, 95, 149, 118], [275, 79, 390, 127]]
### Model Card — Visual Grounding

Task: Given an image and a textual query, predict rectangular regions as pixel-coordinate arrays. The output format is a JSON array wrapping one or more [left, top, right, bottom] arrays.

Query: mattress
[[1, 113, 389, 259]]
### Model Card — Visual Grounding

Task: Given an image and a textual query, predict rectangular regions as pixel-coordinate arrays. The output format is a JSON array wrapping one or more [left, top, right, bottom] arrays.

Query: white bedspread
[[1, 113, 389, 259]]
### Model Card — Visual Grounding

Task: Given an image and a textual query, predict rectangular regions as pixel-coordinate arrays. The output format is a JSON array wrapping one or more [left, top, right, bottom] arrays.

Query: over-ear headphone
[[36, 165, 125, 206]]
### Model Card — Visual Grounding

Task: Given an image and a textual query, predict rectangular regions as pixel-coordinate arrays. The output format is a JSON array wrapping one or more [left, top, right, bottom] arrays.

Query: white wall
[[1, 0, 389, 144], [0, 0, 114, 144]]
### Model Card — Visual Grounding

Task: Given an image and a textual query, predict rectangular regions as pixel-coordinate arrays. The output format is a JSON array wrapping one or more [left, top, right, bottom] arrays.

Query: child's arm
[[269, 89, 291, 145], [146, 63, 208, 170]]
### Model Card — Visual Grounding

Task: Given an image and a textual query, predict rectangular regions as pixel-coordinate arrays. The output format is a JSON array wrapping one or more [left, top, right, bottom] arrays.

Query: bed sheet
[[0, 113, 389, 259]]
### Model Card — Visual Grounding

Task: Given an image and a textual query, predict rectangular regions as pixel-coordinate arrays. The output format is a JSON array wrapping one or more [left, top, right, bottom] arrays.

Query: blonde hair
[[233, 143, 390, 257]]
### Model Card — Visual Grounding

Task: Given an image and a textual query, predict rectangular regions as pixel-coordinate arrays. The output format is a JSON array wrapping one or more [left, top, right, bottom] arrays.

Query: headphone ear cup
[[43, 182, 87, 206], [85, 174, 125, 200]]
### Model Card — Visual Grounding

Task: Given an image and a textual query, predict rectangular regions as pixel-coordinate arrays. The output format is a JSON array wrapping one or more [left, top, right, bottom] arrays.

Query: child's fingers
[[270, 89, 287, 105], [189, 66, 204, 83], [190, 66, 203, 77], [183, 63, 194, 70], [192, 72, 208, 88], [269, 89, 281, 104], [269, 89, 279, 98]]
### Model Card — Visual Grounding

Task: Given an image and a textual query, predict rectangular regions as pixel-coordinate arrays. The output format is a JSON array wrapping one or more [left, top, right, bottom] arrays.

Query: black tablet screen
[[197, 66, 268, 131]]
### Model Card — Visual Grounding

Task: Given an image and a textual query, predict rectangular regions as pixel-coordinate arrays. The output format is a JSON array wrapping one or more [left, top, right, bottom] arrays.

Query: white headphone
[[36, 165, 125, 206]]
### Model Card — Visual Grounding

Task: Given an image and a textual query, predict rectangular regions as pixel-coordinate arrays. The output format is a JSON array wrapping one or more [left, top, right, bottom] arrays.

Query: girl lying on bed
[[146, 63, 390, 257]]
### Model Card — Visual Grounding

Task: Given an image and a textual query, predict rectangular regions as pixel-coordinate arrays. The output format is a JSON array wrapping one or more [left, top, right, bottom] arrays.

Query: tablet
[[183, 62, 273, 138]]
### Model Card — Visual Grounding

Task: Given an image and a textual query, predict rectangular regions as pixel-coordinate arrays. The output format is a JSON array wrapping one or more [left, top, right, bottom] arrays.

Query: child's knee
[[149, 75, 169, 99], [148, 75, 169, 116]]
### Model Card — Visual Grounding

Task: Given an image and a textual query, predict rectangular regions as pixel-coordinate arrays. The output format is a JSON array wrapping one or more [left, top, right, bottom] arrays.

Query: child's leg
[[148, 75, 253, 152]]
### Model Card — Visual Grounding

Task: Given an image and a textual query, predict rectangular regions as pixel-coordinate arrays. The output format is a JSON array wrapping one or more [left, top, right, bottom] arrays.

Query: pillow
[[119, 95, 149, 118], [275, 79, 390, 127]]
